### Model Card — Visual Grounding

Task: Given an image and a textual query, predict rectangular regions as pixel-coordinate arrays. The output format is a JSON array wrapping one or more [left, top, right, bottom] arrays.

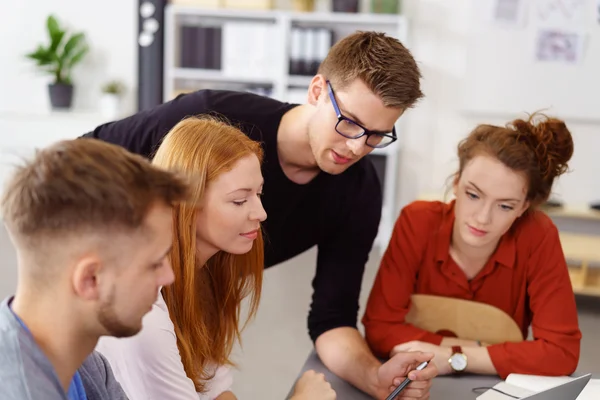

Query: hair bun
[[513, 113, 574, 181]]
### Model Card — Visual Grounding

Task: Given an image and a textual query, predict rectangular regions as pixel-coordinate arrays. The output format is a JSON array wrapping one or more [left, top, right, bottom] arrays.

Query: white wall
[[0, 0, 137, 114], [395, 0, 600, 210], [1, 0, 598, 209]]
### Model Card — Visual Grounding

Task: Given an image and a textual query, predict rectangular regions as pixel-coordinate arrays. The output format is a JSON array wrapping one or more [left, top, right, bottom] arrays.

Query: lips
[[240, 229, 259, 239], [331, 150, 353, 164], [467, 224, 487, 237]]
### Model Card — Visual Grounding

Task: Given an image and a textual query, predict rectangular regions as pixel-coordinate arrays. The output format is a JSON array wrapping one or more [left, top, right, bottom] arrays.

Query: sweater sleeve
[[486, 223, 581, 379], [80, 91, 215, 158], [362, 205, 445, 358], [80, 351, 129, 400], [307, 165, 382, 342]]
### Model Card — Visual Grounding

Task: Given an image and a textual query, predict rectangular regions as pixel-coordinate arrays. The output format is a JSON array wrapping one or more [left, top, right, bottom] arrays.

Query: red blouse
[[362, 200, 581, 378]]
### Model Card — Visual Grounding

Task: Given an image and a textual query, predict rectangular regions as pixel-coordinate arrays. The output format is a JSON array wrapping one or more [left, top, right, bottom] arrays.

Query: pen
[[384, 361, 429, 400]]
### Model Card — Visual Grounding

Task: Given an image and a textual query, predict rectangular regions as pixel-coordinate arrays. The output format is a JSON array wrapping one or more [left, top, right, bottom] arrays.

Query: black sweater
[[82, 90, 383, 342]]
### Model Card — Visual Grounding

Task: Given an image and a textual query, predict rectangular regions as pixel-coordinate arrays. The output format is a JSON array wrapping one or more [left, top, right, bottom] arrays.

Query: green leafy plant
[[25, 15, 89, 85], [101, 80, 126, 95]]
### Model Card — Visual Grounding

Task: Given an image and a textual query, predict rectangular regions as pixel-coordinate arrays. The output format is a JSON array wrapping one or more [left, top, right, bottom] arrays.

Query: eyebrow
[[227, 182, 264, 195], [340, 106, 393, 135], [468, 181, 521, 202], [158, 245, 172, 261]]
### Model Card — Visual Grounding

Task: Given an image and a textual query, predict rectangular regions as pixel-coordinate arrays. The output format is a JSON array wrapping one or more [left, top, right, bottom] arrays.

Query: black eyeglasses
[[326, 81, 397, 149]]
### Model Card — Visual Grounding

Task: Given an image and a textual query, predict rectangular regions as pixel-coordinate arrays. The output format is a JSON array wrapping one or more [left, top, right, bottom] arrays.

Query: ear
[[72, 255, 103, 301], [307, 75, 326, 106]]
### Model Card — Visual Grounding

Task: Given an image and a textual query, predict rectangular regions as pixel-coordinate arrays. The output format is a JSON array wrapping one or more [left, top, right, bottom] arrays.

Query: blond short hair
[[318, 31, 423, 109]]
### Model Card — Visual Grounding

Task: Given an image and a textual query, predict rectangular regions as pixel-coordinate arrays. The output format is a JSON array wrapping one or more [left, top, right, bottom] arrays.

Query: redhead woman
[[97, 117, 336, 400]]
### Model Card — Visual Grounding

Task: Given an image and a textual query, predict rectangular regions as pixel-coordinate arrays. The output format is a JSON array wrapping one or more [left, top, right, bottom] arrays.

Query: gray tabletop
[[288, 350, 502, 399]]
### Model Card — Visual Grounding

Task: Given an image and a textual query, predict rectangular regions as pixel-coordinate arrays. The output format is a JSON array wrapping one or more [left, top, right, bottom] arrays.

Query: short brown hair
[[318, 31, 423, 109], [456, 113, 574, 208], [1, 138, 190, 247]]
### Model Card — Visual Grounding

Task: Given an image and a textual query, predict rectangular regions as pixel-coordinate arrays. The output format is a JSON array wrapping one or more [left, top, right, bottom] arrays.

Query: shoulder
[[400, 200, 449, 226], [0, 311, 27, 389], [512, 209, 559, 247], [161, 90, 294, 140], [513, 209, 557, 238], [0, 302, 31, 372], [0, 309, 62, 399], [80, 351, 110, 378], [96, 293, 178, 370]]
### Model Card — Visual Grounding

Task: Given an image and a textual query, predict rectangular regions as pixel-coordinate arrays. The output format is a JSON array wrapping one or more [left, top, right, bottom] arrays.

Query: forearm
[[486, 340, 579, 378], [461, 347, 497, 375], [215, 391, 237, 400], [365, 322, 444, 357], [315, 327, 383, 399], [441, 338, 484, 347]]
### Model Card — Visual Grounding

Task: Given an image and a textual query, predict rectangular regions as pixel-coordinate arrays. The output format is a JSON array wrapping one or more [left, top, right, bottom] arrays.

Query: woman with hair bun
[[362, 113, 582, 378]]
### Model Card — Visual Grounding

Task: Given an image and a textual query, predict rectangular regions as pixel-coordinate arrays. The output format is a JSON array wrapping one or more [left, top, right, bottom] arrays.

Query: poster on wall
[[487, 0, 529, 27], [534, 28, 587, 63], [533, 0, 588, 27]]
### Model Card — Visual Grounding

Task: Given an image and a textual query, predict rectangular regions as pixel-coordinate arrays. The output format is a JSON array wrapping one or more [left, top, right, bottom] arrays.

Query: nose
[[160, 259, 175, 287], [250, 199, 267, 222], [345, 136, 368, 156], [475, 203, 492, 225]]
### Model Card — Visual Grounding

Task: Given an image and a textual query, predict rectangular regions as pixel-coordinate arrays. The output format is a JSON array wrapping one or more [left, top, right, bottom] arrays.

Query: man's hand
[[392, 341, 453, 376], [290, 370, 337, 400], [374, 351, 437, 400]]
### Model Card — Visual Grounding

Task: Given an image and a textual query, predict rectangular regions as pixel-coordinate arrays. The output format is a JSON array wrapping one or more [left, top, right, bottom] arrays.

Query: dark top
[[82, 90, 383, 342]]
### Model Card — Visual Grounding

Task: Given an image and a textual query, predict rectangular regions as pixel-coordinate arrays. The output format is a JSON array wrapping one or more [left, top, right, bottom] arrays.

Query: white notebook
[[476, 373, 598, 399]]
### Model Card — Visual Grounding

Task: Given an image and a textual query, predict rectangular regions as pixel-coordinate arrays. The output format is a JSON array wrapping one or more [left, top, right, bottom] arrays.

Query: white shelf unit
[[163, 5, 409, 249]]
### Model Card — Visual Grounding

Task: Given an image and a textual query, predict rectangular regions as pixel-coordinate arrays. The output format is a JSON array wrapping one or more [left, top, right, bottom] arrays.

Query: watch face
[[450, 353, 467, 371]]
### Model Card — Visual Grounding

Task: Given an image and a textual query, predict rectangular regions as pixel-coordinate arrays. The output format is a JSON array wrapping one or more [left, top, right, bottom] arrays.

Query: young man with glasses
[[82, 31, 436, 399]]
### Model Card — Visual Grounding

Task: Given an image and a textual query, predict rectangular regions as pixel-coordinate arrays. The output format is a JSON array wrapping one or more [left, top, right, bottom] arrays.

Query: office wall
[[0, 0, 597, 210], [0, 0, 137, 114], [396, 0, 600, 210]]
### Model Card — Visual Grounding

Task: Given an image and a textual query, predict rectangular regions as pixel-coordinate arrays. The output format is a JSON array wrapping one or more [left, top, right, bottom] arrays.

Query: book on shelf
[[170, 0, 222, 7]]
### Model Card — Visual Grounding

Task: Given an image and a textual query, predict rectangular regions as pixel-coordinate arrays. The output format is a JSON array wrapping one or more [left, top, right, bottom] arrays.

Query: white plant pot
[[99, 94, 121, 120]]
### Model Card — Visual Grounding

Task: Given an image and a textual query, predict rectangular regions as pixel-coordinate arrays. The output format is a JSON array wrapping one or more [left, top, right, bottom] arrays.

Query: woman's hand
[[290, 370, 337, 400]]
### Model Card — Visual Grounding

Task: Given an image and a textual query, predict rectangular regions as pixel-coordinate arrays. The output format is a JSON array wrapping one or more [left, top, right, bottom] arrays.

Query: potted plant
[[100, 80, 125, 120], [25, 15, 89, 110]]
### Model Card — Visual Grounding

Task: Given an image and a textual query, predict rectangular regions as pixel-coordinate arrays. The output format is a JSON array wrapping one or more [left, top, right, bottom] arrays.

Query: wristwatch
[[448, 346, 468, 373]]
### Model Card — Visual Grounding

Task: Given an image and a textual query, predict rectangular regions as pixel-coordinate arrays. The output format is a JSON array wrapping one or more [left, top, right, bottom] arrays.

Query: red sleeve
[[487, 221, 581, 378], [362, 204, 444, 358]]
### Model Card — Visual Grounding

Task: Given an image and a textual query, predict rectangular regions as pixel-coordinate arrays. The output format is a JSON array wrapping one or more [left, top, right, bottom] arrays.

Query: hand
[[214, 391, 237, 400], [375, 351, 437, 400], [391, 341, 453, 376], [290, 370, 337, 400]]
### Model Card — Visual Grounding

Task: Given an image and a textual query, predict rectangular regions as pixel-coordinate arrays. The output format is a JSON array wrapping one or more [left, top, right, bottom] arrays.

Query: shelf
[[561, 232, 600, 298], [542, 205, 600, 221], [170, 5, 279, 22], [172, 68, 275, 85], [168, 5, 405, 26], [289, 11, 403, 26], [0, 110, 104, 122], [288, 75, 313, 87]]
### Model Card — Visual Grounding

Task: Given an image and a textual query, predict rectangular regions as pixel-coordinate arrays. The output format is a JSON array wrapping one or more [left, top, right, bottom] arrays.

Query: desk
[[288, 350, 501, 399]]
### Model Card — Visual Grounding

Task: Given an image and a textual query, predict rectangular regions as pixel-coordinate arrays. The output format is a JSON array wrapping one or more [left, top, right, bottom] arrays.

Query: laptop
[[524, 374, 591, 400], [477, 374, 592, 400]]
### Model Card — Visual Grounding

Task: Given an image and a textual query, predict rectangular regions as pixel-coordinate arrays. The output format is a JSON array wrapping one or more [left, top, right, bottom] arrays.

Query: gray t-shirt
[[0, 297, 128, 400]]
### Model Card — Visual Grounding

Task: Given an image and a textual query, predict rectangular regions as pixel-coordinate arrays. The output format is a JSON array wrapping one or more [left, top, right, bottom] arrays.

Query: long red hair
[[152, 116, 264, 392]]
